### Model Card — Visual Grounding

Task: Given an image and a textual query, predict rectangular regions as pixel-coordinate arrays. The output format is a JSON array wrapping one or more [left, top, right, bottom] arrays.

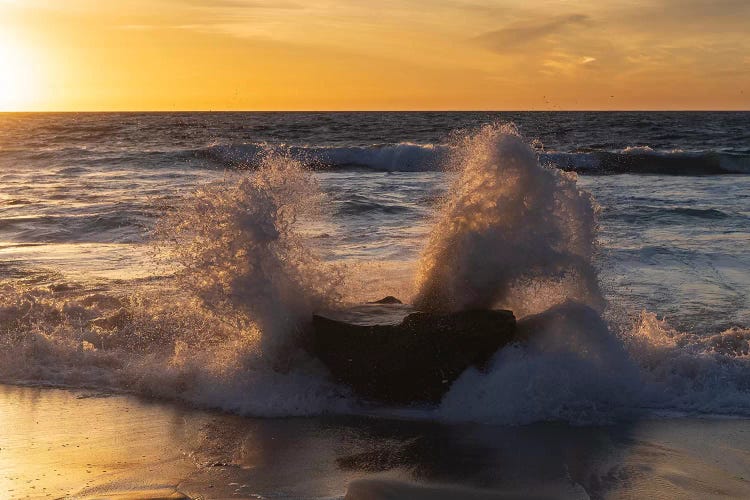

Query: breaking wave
[[155, 150, 345, 361], [0, 152, 352, 416], [441, 302, 750, 425], [413, 124, 750, 424], [197, 142, 750, 175], [198, 143, 448, 172], [1, 125, 750, 425], [413, 123, 602, 316]]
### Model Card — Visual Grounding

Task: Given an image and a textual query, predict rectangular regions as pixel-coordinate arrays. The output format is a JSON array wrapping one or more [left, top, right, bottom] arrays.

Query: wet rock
[[310, 307, 516, 404], [368, 296, 403, 305]]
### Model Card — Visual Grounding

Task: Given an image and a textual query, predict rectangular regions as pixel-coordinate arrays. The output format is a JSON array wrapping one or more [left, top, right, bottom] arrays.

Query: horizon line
[[1, 109, 749, 113]]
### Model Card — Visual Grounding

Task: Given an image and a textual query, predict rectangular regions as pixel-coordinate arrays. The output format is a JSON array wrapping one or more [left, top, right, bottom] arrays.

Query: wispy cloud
[[180, 0, 302, 10], [113, 0, 306, 36], [475, 14, 591, 51]]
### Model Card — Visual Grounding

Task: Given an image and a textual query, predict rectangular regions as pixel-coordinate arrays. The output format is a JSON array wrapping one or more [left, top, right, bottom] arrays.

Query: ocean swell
[[198, 142, 449, 172], [197, 142, 750, 175]]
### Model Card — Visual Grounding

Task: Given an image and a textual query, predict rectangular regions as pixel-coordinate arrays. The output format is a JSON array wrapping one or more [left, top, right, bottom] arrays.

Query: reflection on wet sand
[[2, 385, 750, 499]]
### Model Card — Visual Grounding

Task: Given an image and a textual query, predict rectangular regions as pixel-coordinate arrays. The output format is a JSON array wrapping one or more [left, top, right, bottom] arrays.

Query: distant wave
[[5, 141, 747, 176], [195, 143, 750, 175], [542, 150, 750, 175], [197, 143, 448, 172]]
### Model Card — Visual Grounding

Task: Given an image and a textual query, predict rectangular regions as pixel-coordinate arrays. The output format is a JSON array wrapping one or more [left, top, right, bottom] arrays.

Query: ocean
[[1, 112, 750, 498]]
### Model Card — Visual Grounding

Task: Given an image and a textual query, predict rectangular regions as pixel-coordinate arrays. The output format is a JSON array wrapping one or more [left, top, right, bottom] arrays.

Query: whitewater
[[0, 114, 750, 424], [1, 112, 749, 427]]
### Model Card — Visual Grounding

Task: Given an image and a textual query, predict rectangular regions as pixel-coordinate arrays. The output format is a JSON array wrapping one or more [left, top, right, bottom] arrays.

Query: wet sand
[[2, 384, 750, 499]]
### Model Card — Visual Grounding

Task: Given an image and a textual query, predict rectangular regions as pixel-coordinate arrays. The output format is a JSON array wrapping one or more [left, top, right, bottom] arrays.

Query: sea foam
[[419, 124, 750, 424], [156, 150, 344, 361], [413, 123, 602, 316], [0, 151, 351, 416], [2, 126, 750, 425]]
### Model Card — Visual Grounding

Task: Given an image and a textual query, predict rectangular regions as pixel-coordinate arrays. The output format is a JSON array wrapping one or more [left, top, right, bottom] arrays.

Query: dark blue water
[[1, 112, 748, 173]]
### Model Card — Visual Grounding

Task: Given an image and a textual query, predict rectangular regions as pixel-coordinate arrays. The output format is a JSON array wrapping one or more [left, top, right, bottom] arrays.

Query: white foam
[[203, 142, 449, 172], [156, 150, 344, 360], [413, 123, 602, 316], [440, 302, 640, 425], [2, 134, 750, 425]]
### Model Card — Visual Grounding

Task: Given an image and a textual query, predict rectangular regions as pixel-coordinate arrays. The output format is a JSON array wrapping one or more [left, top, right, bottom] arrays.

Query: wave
[[0, 152, 351, 416], [3, 280, 749, 425], [0, 282, 351, 416], [196, 142, 750, 175], [413, 123, 602, 315], [440, 302, 750, 425], [0, 211, 151, 243], [542, 150, 750, 175], [5, 138, 747, 176], [2, 127, 750, 426], [198, 142, 448, 172], [154, 150, 345, 361], [605, 205, 736, 225]]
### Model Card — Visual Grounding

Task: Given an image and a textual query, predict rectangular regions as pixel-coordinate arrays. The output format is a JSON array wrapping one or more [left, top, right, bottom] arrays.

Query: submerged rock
[[310, 307, 516, 404]]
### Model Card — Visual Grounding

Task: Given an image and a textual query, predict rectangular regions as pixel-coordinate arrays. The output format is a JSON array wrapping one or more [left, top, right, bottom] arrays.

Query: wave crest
[[413, 123, 602, 316], [199, 142, 448, 172], [196, 142, 750, 175], [156, 150, 345, 360]]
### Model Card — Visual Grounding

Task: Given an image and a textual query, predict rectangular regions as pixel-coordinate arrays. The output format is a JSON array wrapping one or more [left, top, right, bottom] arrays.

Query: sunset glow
[[0, 0, 748, 110], [0, 31, 38, 111]]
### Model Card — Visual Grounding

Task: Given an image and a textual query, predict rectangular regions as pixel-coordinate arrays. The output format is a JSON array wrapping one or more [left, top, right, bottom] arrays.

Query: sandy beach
[[2, 0, 749, 496], [1, 384, 750, 499]]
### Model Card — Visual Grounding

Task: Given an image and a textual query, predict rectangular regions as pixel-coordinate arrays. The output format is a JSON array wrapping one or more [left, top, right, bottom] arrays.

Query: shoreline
[[3, 384, 750, 499]]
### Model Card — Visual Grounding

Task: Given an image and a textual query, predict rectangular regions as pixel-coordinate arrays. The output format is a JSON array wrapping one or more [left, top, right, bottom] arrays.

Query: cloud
[[475, 14, 590, 51], [112, 0, 305, 35], [658, 0, 750, 19], [178, 0, 302, 10]]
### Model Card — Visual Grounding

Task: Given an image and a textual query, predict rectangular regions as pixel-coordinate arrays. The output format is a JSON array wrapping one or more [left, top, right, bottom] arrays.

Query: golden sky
[[0, 0, 748, 111]]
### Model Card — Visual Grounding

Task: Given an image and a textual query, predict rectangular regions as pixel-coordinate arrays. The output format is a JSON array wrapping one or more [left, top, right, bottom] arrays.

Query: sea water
[[1, 112, 749, 426]]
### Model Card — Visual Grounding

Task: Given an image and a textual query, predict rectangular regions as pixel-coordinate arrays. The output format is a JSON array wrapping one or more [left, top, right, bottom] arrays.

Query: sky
[[0, 0, 748, 111]]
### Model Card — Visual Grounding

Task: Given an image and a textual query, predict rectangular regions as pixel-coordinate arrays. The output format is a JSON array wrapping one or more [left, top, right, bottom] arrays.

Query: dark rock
[[310, 307, 516, 404], [368, 296, 403, 305]]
